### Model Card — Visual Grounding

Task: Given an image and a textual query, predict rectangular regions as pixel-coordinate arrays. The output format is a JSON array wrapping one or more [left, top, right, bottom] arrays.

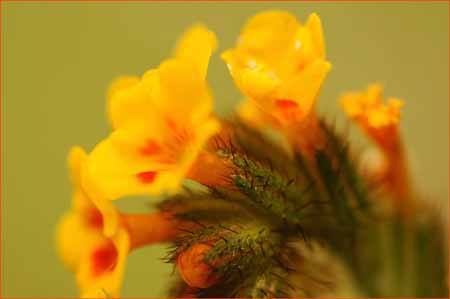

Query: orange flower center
[[275, 98, 299, 110], [135, 118, 194, 185], [164, 118, 193, 157], [139, 139, 162, 156], [274, 98, 303, 123]]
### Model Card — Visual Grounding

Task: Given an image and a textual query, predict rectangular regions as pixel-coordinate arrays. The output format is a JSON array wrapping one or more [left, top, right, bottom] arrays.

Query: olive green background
[[2, 2, 448, 298]]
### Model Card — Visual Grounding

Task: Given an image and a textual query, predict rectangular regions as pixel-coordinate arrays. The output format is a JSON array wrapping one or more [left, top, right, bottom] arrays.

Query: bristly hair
[[158, 118, 448, 298]]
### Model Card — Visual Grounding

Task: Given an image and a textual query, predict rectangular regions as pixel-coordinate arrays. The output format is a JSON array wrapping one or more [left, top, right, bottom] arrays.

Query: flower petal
[[174, 24, 217, 80], [279, 59, 332, 115]]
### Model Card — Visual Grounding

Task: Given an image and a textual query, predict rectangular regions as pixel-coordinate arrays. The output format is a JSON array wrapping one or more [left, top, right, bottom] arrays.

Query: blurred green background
[[2, 2, 448, 298]]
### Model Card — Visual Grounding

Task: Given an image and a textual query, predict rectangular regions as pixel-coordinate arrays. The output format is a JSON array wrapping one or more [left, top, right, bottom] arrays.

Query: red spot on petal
[[86, 208, 103, 230], [90, 242, 118, 277], [137, 171, 158, 184], [275, 99, 299, 110], [274, 98, 303, 123], [140, 139, 161, 156]]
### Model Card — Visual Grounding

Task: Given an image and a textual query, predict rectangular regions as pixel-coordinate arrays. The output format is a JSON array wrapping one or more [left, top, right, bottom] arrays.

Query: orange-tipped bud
[[340, 84, 404, 155], [177, 243, 219, 288]]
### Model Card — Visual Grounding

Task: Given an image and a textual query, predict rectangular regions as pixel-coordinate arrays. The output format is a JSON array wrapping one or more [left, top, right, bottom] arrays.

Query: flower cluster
[[57, 11, 410, 297], [57, 25, 221, 297]]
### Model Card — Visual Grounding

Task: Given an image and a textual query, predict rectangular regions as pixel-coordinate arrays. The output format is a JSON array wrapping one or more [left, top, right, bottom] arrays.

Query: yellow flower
[[340, 84, 403, 128], [340, 84, 404, 153], [56, 147, 130, 298], [86, 25, 220, 199], [58, 147, 181, 297], [222, 11, 331, 127]]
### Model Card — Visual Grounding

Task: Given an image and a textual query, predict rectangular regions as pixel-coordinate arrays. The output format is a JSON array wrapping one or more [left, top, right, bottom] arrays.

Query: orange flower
[[223, 11, 331, 128], [340, 84, 404, 155], [57, 147, 180, 297], [340, 84, 410, 208], [56, 147, 129, 297], [85, 25, 221, 200], [177, 243, 219, 288]]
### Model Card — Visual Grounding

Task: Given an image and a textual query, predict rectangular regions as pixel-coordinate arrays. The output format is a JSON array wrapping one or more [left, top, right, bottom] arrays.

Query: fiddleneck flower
[[85, 25, 222, 200], [340, 84, 404, 155], [57, 147, 180, 297], [340, 84, 410, 207], [56, 147, 130, 298], [222, 11, 331, 128]]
